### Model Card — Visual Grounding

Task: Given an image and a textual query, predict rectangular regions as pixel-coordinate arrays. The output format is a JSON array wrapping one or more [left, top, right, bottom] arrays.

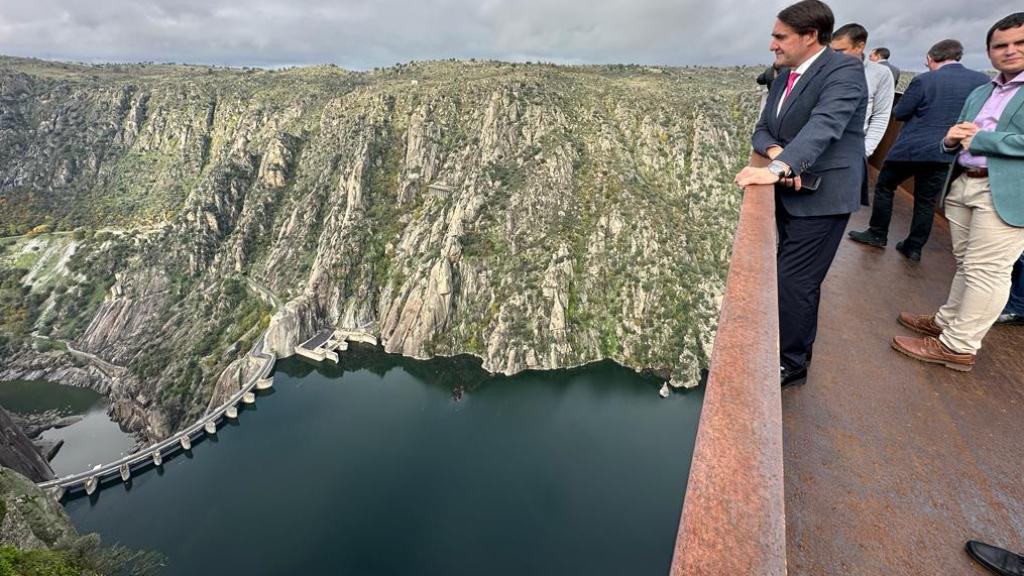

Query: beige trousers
[[935, 175, 1024, 354]]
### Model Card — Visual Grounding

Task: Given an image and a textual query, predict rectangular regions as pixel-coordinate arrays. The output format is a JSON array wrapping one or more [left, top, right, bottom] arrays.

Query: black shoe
[[780, 365, 808, 387], [848, 229, 887, 248], [896, 241, 921, 262], [966, 540, 1024, 575], [996, 313, 1024, 325]]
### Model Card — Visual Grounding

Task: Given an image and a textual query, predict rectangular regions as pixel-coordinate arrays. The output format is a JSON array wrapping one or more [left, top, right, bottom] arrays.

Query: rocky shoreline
[[1, 348, 163, 445], [1, 350, 151, 476], [5, 317, 686, 462], [11, 410, 83, 439], [1, 60, 754, 440], [0, 350, 113, 394], [9, 410, 79, 464]]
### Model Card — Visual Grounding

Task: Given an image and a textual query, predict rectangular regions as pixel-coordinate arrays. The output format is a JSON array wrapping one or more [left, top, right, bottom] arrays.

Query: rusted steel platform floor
[[784, 188, 1024, 575]]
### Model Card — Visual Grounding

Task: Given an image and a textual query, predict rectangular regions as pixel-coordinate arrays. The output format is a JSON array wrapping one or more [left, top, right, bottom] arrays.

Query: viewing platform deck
[[672, 146, 1024, 574], [784, 176, 1024, 575]]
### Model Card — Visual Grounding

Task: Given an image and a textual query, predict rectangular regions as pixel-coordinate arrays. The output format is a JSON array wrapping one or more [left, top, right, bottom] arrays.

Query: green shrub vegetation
[[0, 546, 80, 576], [0, 539, 164, 576], [0, 55, 760, 406]]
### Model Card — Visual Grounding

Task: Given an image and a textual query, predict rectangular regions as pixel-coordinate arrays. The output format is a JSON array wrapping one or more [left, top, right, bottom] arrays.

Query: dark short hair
[[872, 47, 891, 59], [987, 12, 1024, 49], [778, 0, 835, 45], [928, 39, 964, 62], [834, 23, 868, 46]]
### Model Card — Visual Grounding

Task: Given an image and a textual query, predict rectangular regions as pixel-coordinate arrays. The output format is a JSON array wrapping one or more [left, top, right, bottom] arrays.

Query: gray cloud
[[0, 0, 1008, 71]]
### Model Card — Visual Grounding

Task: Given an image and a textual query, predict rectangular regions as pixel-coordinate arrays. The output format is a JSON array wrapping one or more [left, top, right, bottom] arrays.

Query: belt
[[962, 167, 989, 178]]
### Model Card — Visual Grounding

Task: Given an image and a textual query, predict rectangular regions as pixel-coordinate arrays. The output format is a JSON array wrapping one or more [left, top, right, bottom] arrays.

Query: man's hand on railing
[[735, 165, 803, 191]]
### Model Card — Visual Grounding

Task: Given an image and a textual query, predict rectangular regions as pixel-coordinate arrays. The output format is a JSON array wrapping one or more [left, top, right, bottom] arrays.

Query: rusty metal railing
[[669, 153, 786, 576], [668, 99, 918, 574]]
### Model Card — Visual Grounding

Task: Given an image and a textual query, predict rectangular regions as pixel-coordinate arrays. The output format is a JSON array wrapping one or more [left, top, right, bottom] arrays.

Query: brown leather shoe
[[897, 312, 943, 337], [891, 335, 975, 372]]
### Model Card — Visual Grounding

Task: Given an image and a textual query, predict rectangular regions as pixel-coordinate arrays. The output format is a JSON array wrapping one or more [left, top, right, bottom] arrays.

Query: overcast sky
[[0, 0, 1007, 72]]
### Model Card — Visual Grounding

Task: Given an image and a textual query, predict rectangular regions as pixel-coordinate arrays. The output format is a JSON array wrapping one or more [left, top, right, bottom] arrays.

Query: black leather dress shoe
[[848, 229, 887, 248], [996, 313, 1024, 325], [896, 241, 921, 262], [966, 540, 1024, 575], [780, 365, 807, 386]]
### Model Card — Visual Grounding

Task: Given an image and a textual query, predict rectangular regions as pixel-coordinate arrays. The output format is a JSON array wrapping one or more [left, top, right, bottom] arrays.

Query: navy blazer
[[752, 49, 868, 217], [886, 63, 990, 163]]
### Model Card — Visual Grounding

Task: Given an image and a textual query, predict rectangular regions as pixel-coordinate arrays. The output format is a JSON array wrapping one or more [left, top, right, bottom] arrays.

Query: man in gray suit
[[870, 47, 901, 87], [832, 24, 894, 160], [735, 0, 868, 385]]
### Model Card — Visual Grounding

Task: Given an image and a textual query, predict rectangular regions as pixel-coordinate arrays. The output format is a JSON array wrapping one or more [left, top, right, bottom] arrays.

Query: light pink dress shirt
[[959, 70, 1024, 169]]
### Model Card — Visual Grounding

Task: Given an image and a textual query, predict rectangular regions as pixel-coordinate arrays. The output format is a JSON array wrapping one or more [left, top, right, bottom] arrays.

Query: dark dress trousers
[[752, 49, 868, 371], [867, 63, 990, 249]]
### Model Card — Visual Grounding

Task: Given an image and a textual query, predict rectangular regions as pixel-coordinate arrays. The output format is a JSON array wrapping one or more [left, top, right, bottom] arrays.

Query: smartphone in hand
[[800, 172, 822, 191]]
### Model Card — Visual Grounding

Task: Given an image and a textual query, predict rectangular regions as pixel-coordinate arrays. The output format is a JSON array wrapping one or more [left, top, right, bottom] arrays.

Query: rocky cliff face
[[0, 468, 73, 550], [0, 57, 760, 438], [0, 406, 53, 483], [0, 467, 163, 573]]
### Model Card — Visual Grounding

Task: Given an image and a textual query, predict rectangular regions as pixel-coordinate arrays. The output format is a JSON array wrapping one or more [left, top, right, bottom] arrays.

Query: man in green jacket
[[893, 12, 1024, 371]]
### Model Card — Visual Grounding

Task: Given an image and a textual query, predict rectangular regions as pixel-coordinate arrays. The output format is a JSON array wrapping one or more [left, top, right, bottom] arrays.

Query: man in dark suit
[[735, 0, 868, 385], [870, 47, 901, 87], [848, 39, 990, 261]]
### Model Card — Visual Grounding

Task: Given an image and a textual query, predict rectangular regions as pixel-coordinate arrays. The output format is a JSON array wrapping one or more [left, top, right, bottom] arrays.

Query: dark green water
[[0, 379, 135, 475], [0, 379, 100, 414], [65, 348, 703, 576]]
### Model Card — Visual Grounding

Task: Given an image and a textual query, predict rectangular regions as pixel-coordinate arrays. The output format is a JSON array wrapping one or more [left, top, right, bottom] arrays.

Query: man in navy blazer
[[736, 0, 867, 385], [848, 39, 990, 261]]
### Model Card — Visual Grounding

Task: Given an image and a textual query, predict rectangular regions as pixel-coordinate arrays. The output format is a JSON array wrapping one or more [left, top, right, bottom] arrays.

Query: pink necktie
[[782, 72, 801, 103]]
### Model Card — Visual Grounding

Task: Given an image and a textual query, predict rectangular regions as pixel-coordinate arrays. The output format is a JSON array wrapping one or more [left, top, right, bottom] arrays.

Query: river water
[[64, 348, 703, 576], [0, 379, 135, 476]]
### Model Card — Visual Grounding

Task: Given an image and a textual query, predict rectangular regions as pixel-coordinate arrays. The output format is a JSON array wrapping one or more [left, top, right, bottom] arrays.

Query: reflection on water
[[66, 346, 704, 576], [0, 380, 135, 476], [41, 405, 136, 476]]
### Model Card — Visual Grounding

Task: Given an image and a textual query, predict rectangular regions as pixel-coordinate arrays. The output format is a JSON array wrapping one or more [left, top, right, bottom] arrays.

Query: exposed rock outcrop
[[1, 58, 760, 437], [0, 407, 54, 482]]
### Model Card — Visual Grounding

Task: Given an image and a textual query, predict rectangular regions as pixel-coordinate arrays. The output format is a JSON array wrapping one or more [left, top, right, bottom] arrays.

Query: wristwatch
[[768, 161, 791, 180]]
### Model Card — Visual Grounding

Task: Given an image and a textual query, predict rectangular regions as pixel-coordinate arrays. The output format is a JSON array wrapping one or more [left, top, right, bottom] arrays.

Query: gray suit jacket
[[880, 60, 900, 87], [752, 49, 869, 217]]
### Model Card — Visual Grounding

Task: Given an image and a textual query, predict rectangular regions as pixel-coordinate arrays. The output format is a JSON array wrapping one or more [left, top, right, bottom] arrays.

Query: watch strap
[[768, 160, 791, 178]]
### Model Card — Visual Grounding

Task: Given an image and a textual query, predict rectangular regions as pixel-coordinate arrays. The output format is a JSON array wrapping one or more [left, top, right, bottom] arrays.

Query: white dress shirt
[[777, 46, 829, 115]]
